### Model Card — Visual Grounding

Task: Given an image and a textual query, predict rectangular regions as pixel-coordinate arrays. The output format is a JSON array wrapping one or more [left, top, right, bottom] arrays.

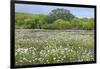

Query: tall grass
[[15, 29, 94, 65]]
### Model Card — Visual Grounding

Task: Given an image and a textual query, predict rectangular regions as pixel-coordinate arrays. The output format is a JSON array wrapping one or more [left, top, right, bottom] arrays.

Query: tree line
[[15, 8, 94, 30]]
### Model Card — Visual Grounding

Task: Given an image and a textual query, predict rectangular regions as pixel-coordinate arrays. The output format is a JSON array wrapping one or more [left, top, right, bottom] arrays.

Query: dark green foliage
[[46, 8, 75, 23]]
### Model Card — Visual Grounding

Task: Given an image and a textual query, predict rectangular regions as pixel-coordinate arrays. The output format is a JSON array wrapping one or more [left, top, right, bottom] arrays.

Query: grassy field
[[15, 29, 94, 65]]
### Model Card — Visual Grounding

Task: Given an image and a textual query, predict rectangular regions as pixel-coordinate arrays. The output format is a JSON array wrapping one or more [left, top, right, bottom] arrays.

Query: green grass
[[15, 29, 94, 65]]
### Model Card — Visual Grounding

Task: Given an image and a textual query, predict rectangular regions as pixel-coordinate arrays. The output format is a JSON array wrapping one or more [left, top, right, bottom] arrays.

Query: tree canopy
[[46, 8, 75, 23]]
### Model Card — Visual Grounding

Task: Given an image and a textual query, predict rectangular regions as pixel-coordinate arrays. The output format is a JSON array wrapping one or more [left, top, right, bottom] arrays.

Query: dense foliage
[[46, 8, 75, 23], [15, 8, 94, 30]]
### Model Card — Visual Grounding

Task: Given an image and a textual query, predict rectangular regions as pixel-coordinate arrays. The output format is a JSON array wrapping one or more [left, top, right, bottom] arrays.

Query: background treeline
[[15, 8, 94, 30]]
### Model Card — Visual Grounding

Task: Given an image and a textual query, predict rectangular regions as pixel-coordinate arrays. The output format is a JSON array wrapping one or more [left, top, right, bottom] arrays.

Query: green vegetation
[[15, 13, 47, 29], [46, 8, 75, 23], [15, 29, 94, 65], [15, 8, 94, 30], [15, 8, 95, 65]]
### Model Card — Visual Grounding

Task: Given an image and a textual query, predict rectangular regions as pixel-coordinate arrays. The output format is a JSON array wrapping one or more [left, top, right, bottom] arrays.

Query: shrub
[[44, 19, 71, 29], [82, 20, 94, 30], [53, 19, 71, 29]]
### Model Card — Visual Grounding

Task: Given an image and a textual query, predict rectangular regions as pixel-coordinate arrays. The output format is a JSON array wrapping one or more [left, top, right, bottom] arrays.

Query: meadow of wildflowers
[[15, 29, 94, 65]]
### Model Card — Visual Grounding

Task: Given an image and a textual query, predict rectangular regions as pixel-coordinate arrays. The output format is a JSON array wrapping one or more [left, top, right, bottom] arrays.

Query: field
[[15, 29, 94, 65]]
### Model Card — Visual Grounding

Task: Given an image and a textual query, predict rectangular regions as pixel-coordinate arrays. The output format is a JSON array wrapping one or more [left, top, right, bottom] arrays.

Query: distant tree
[[46, 8, 75, 23]]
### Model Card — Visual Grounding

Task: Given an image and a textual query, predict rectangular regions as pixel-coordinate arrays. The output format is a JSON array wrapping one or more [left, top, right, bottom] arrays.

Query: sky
[[15, 4, 94, 18]]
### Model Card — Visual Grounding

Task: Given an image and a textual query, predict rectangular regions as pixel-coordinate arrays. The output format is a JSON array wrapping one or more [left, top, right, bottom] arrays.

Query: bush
[[15, 13, 94, 30], [53, 19, 71, 29], [70, 18, 83, 29], [82, 21, 94, 30], [44, 19, 71, 29], [15, 13, 47, 29]]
